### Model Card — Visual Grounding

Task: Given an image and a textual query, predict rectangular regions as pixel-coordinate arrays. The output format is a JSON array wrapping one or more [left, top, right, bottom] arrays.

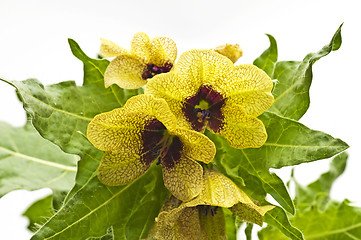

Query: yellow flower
[[87, 94, 215, 201], [214, 43, 243, 63], [145, 49, 274, 149], [100, 32, 177, 89], [150, 169, 274, 239]]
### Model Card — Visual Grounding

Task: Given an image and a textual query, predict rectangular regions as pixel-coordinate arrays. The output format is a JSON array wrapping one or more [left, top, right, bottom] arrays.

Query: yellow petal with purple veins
[[218, 103, 267, 149], [222, 64, 274, 97], [199, 206, 227, 239], [87, 94, 177, 151], [97, 149, 151, 186], [100, 38, 129, 57], [230, 202, 275, 226], [87, 108, 144, 152], [145, 72, 198, 129], [171, 128, 216, 164], [226, 91, 274, 117], [191, 170, 255, 208], [153, 205, 206, 240], [149, 36, 177, 66], [104, 54, 146, 89], [130, 32, 151, 63], [214, 43, 243, 63], [123, 94, 177, 130], [162, 155, 203, 201], [173, 50, 234, 91]]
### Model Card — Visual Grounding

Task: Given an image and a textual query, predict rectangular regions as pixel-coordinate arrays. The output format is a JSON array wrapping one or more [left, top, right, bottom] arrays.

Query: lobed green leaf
[[23, 194, 55, 232], [259, 153, 357, 239], [0, 122, 77, 196], [23, 192, 68, 232], [253, 34, 278, 77], [294, 152, 348, 206], [0, 39, 142, 157], [267, 24, 343, 120], [261, 206, 304, 240], [31, 159, 167, 240], [207, 112, 348, 215]]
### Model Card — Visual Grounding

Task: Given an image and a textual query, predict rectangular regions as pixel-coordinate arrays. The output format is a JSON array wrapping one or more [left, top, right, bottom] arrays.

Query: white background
[[0, 0, 360, 239]]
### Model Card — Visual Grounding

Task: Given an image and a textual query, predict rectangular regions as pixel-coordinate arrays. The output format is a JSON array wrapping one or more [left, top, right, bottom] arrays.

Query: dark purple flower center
[[142, 62, 173, 80], [182, 85, 225, 132], [141, 119, 183, 169]]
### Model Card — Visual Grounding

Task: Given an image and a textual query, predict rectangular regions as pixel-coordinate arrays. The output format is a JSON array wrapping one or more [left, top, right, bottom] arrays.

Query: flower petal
[[162, 155, 203, 201], [145, 72, 198, 129], [214, 43, 243, 63], [171, 128, 216, 164], [173, 49, 234, 89], [222, 64, 274, 98], [104, 54, 147, 89], [199, 206, 227, 239], [216, 103, 267, 149], [189, 170, 255, 208], [97, 149, 151, 186], [149, 36, 177, 66], [130, 32, 151, 63], [87, 94, 177, 152], [226, 91, 274, 117], [154, 205, 205, 240], [100, 38, 129, 57], [230, 202, 274, 226]]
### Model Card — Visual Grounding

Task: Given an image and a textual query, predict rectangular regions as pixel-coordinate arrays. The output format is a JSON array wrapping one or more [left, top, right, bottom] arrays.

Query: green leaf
[[260, 112, 349, 169], [0, 39, 160, 239], [206, 112, 348, 214], [23, 194, 54, 232], [260, 198, 361, 240], [261, 206, 304, 240], [0, 122, 77, 196], [295, 152, 348, 206], [86, 227, 114, 240], [268, 24, 343, 120], [253, 34, 278, 77], [259, 153, 357, 239], [245, 223, 253, 240], [23, 192, 67, 232], [31, 160, 168, 240], [224, 208, 238, 240], [0, 39, 142, 156]]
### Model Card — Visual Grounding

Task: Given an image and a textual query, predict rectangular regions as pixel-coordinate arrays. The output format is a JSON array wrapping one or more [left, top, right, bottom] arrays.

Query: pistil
[[195, 108, 211, 122]]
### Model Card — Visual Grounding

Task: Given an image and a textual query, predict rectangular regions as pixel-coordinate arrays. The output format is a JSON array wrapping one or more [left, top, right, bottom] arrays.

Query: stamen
[[195, 109, 211, 122], [200, 205, 218, 217], [214, 206, 218, 215], [204, 205, 210, 216], [142, 62, 173, 80]]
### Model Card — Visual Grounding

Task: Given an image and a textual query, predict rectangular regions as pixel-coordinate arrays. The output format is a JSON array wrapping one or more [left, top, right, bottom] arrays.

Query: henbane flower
[[150, 169, 274, 239], [100, 32, 177, 89], [145, 49, 274, 149], [214, 43, 243, 63], [87, 94, 216, 201]]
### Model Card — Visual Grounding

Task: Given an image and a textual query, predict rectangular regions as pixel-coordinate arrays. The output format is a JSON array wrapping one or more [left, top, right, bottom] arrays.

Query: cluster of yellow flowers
[[87, 32, 275, 238]]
